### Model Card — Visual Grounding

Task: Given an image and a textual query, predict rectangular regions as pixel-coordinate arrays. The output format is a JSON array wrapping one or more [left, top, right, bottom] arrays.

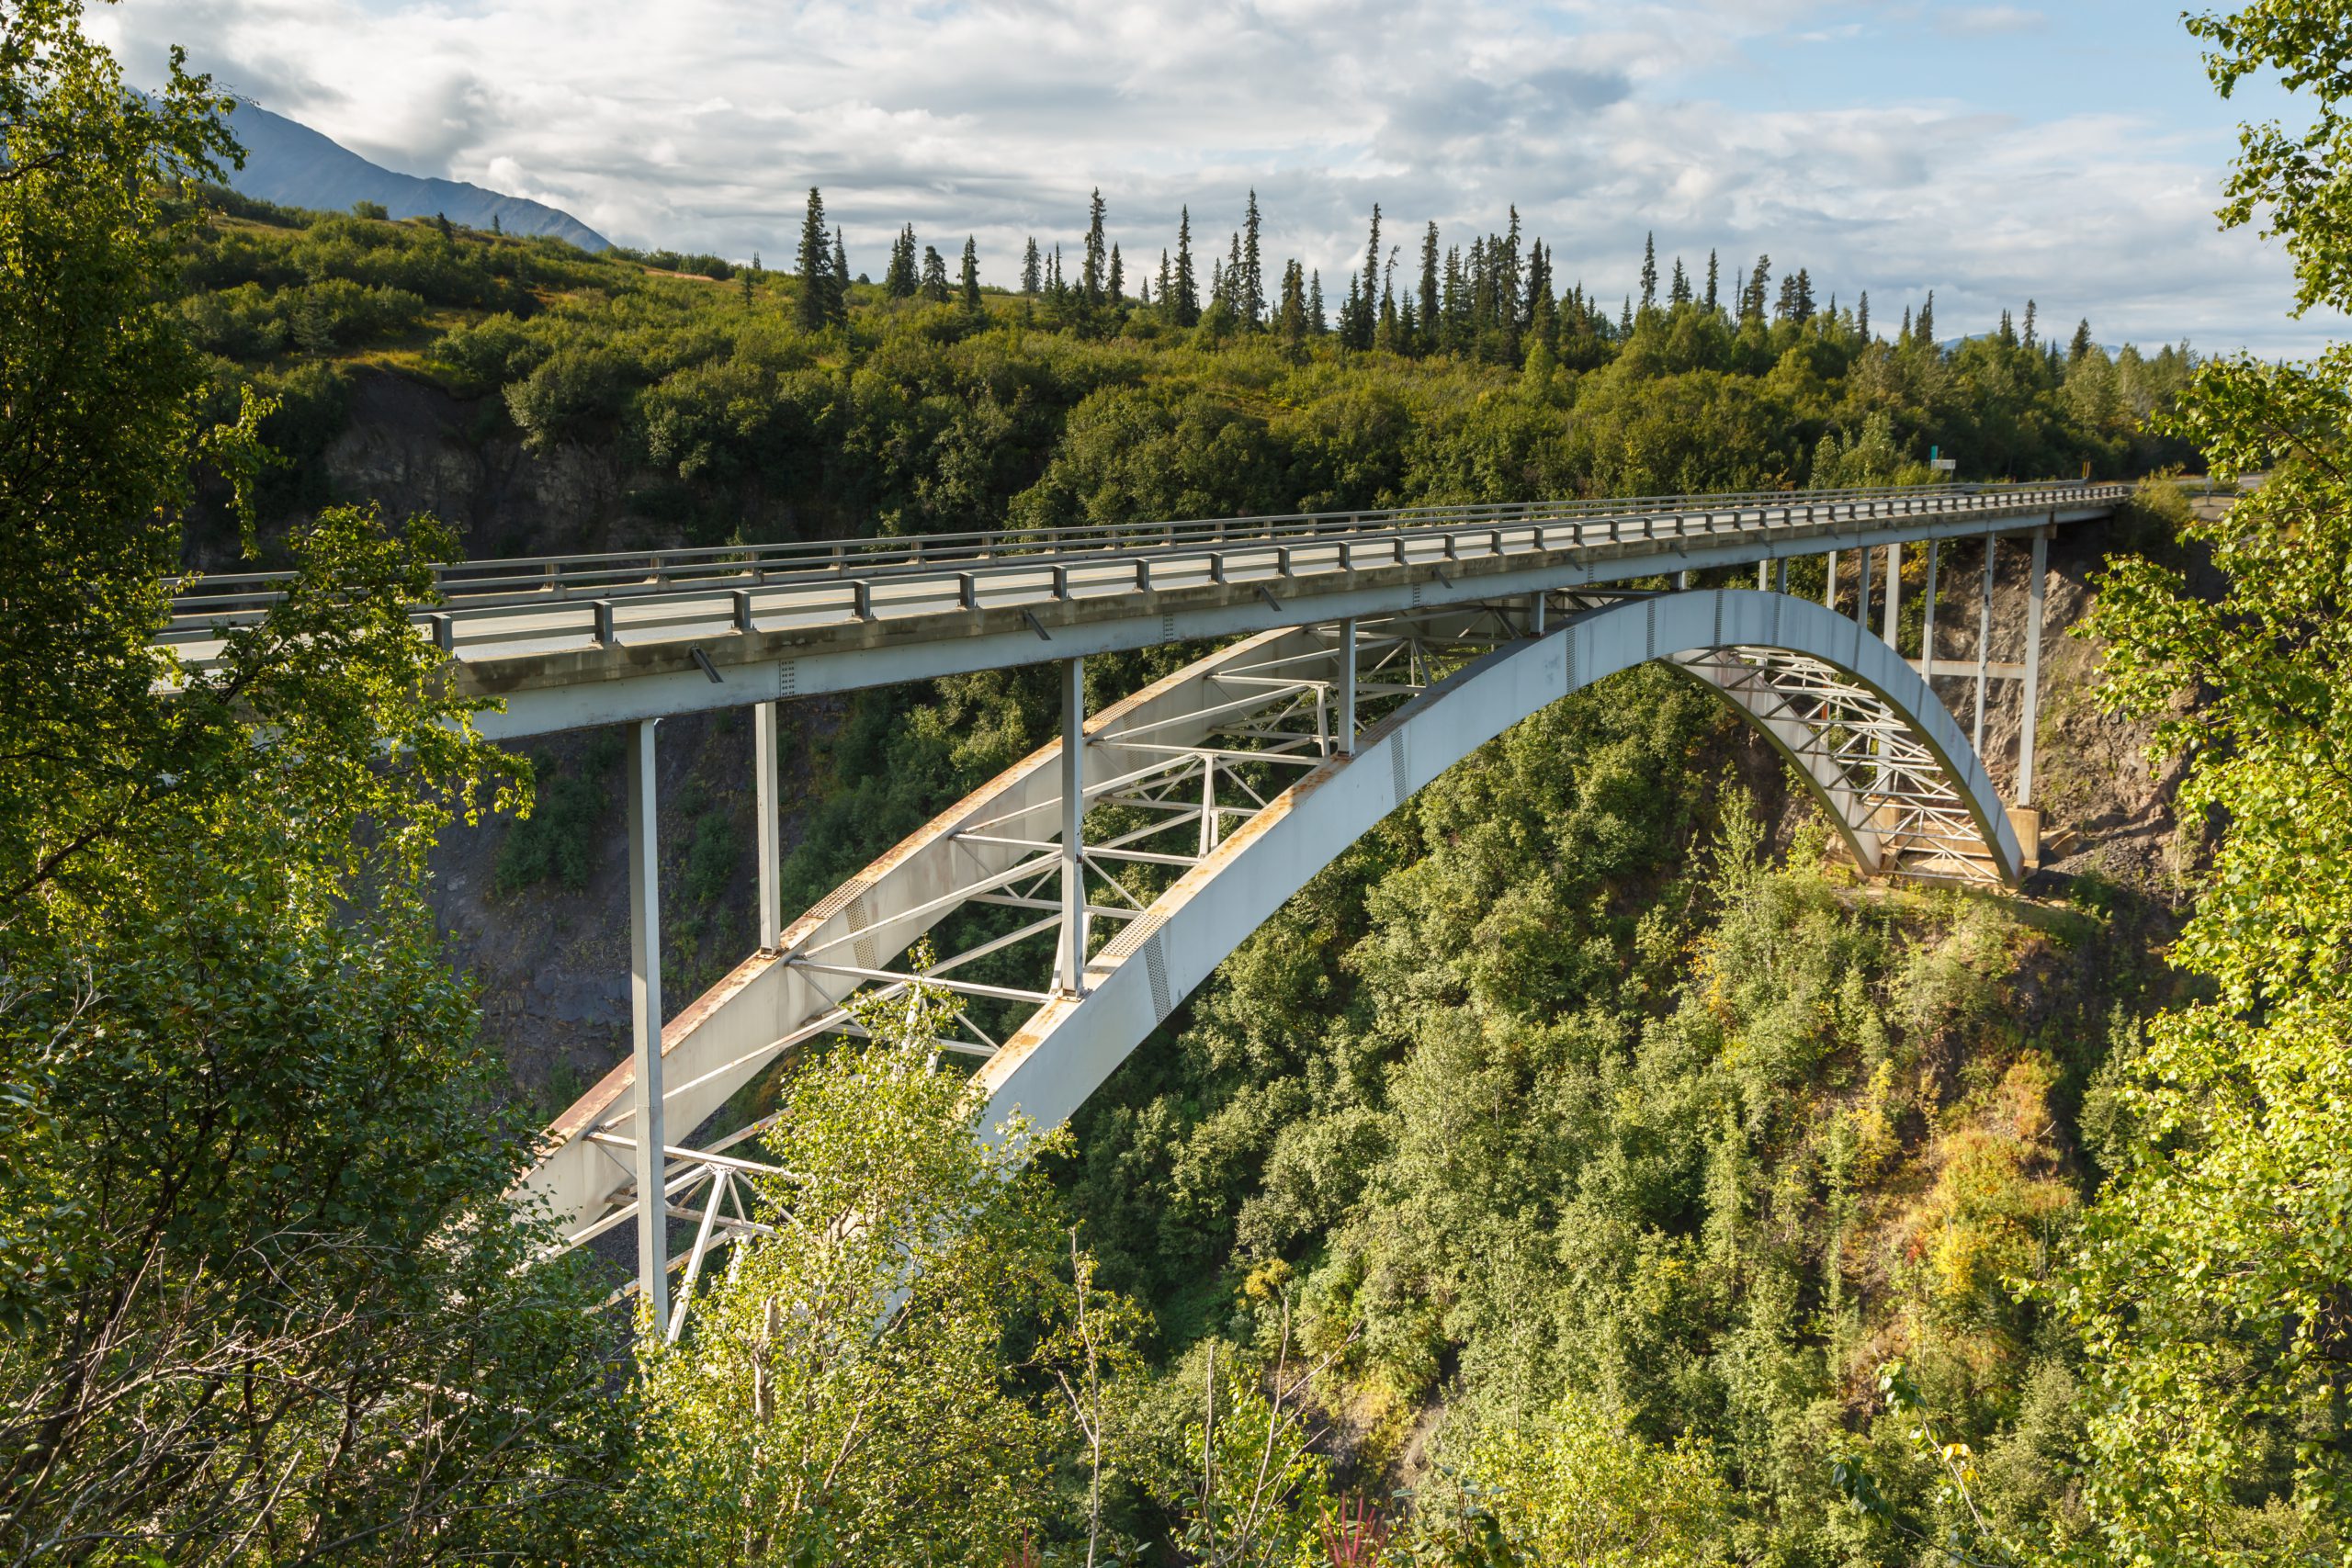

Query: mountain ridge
[[218, 96, 610, 253]]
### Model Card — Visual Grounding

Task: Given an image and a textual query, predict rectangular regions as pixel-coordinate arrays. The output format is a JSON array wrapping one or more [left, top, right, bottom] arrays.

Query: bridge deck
[[163, 481, 2123, 739]]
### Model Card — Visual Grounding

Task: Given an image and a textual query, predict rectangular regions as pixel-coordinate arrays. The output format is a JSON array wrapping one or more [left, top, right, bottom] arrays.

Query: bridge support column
[[1882, 544, 1901, 646], [754, 702, 780, 952], [1776, 558, 1789, 594], [1339, 618, 1357, 755], [1825, 550, 1838, 609], [1921, 542, 1939, 681], [1526, 592, 1545, 637], [2018, 528, 2049, 807], [1973, 537, 1995, 752], [627, 717, 668, 1331], [1757, 560, 1769, 591], [1057, 658, 1088, 997], [1854, 541, 1872, 628]]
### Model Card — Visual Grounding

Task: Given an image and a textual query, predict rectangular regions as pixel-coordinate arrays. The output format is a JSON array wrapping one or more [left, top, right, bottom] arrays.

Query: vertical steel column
[[753, 702, 780, 952], [1057, 658, 1087, 996], [1526, 591, 1546, 637], [1854, 542, 1873, 628], [1338, 618, 1357, 755], [626, 718, 668, 1331], [1881, 544, 1901, 647], [1198, 755, 1217, 856], [1825, 550, 1838, 608], [2018, 528, 2049, 806], [1921, 541, 1939, 681], [1973, 536, 1996, 752], [1775, 558, 1789, 594], [1757, 559, 1769, 590], [1676, 569, 1693, 590]]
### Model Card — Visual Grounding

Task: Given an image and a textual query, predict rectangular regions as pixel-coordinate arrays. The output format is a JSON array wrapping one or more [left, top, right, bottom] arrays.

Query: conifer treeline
[[786, 186, 2089, 368]]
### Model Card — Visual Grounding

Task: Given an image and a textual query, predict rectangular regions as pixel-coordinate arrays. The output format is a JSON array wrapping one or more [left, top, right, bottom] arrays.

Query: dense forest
[[10, 0, 2352, 1563], [175, 164, 2195, 566]]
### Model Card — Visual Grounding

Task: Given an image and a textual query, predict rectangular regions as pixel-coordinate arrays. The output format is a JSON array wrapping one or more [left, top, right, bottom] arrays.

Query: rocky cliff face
[[324, 370, 628, 561]]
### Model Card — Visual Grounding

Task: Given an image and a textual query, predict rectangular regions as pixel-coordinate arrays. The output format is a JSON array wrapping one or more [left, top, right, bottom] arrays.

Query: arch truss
[[522, 588, 2022, 1331]]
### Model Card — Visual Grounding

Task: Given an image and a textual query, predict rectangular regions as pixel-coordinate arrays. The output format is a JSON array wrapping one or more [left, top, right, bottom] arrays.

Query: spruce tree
[[1419, 222, 1441, 355], [1858, 290, 1871, 340], [2022, 298, 2037, 346], [921, 243, 949, 302], [1278, 258, 1306, 351], [1021, 237, 1042, 296], [1308, 268, 1326, 334], [1669, 255, 1690, 307], [2070, 317, 2094, 364], [1999, 307, 2017, 347], [1640, 231, 1657, 310], [1357, 204, 1383, 350], [959, 236, 981, 310], [1498, 208, 1522, 333], [1792, 266, 1815, 322], [1173, 207, 1200, 326], [1619, 295, 1633, 337], [1901, 303, 1913, 342], [1706, 248, 1720, 313], [1917, 290, 1935, 345], [1082, 187, 1106, 305], [831, 229, 849, 321], [1745, 254, 1770, 322], [1241, 189, 1263, 328], [885, 223, 917, 299], [1108, 243, 1125, 305], [1157, 248, 1171, 307], [793, 186, 833, 333]]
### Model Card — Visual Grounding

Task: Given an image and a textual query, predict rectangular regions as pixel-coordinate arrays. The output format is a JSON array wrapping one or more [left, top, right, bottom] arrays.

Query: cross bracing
[[522, 579, 2051, 1327]]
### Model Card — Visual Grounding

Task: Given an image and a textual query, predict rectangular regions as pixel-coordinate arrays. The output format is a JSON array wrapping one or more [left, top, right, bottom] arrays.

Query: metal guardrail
[[159, 480, 2124, 660]]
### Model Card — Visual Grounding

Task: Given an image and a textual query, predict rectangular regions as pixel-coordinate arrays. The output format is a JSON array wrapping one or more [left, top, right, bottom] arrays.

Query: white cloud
[[1935, 5, 2048, 37], [90, 0, 2343, 356]]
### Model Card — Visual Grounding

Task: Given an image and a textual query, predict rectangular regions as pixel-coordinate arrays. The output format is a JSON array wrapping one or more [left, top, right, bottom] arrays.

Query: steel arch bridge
[[164, 479, 2119, 1331], [528, 588, 2033, 1336]]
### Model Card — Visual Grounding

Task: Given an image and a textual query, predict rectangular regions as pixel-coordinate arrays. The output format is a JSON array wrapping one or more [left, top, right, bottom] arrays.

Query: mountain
[[218, 97, 610, 253]]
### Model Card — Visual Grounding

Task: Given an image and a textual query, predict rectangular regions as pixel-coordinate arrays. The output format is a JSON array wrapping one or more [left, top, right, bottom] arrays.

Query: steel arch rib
[[518, 589, 2018, 1237], [968, 589, 2019, 1142]]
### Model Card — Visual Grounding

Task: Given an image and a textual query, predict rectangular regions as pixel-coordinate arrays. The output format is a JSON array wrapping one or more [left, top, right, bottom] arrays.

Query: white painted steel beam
[[964, 590, 2020, 1154], [522, 592, 2025, 1268]]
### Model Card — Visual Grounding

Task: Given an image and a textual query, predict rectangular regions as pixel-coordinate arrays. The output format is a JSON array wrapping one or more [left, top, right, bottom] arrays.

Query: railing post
[[2018, 528, 2049, 806], [1339, 618, 1357, 755], [755, 703, 781, 952], [1057, 658, 1087, 997], [627, 718, 668, 1332]]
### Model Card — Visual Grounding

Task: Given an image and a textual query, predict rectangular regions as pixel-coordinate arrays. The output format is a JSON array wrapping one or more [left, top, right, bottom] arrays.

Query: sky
[[95, 0, 2344, 357]]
